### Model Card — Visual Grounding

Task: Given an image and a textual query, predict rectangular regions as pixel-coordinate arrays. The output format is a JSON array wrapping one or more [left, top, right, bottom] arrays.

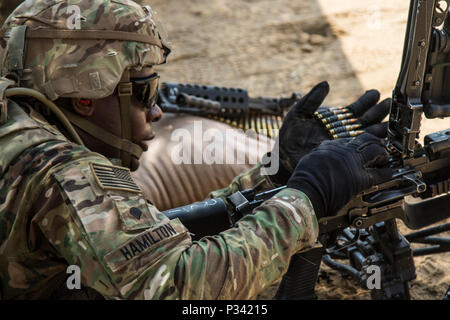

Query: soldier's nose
[[148, 104, 162, 122]]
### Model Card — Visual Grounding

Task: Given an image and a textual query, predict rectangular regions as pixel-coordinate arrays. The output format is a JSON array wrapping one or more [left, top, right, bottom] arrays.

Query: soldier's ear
[[71, 98, 96, 117]]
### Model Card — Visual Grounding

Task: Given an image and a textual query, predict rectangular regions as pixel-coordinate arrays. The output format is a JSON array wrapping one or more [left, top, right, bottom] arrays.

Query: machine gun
[[157, 82, 301, 138], [163, 0, 450, 299], [312, 0, 450, 299]]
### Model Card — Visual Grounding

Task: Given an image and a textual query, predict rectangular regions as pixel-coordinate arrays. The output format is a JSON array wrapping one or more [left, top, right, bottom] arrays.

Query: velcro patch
[[104, 219, 189, 272], [90, 162, 141, 193]]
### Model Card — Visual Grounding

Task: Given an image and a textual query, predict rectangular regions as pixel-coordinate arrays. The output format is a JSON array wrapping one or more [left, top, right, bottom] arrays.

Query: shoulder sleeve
[[176, 187, 319, 299], [37, 157, 318, 299], [37, 157, 192, 299]]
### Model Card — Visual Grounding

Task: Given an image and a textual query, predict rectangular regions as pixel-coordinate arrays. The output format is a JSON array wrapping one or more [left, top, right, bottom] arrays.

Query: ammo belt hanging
[[207, 112, 284, 139]]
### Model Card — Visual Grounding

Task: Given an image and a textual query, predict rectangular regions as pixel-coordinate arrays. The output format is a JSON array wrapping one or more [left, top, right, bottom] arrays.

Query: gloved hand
[[267, 81, 391, 186], [287, 133, 393, 220]]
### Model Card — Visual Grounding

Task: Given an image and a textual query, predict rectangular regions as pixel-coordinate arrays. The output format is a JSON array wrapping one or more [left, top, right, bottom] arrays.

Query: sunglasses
[[131, 73, 160, 109]]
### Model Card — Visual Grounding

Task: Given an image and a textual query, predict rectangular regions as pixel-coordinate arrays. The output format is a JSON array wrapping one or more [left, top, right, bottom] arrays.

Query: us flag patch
[[90, 162, 141, 193]]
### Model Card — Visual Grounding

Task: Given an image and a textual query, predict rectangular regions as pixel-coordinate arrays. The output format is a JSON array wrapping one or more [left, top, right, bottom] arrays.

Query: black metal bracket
[[405, 222, 450, 256]]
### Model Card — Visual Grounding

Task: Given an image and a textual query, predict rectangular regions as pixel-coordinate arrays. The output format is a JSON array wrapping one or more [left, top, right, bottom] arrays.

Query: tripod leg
[[274, 244, 324, 300]]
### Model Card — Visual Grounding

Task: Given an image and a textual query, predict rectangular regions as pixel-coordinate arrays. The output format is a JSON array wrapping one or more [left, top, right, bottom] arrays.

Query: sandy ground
[[1, 0, 449, 300]]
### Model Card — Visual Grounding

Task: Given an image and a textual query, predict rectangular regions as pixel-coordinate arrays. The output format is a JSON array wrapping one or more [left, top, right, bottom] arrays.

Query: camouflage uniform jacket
[[0, 99, 319, 300]]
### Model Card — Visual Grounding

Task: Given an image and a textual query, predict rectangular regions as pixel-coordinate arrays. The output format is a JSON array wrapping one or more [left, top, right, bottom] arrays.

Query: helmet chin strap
[[61, 107, 144, 163], [60, 69, 143, 168], [117, 69, 134, 168]]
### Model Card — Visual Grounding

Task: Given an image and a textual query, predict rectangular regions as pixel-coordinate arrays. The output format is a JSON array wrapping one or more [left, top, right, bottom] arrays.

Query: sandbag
[[133, 114, 274, 210]]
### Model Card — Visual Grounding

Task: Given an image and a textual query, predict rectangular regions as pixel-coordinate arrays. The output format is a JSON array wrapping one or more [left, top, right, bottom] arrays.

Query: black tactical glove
[[287, 133, 393, 220], [268, 81, 391, 186]]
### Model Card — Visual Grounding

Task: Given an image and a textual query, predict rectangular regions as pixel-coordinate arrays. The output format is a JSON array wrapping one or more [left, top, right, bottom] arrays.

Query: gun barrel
[[176, 92, 222, 110], [404, 193, 450, 229], [428, 137, 450, 154], [426, 103, 450, 118], [163, 199, 230, 240]]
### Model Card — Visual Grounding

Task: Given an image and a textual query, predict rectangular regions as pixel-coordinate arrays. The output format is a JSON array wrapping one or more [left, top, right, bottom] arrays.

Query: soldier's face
[[128, 67, 163, 171], [72, 67, 163, 171]]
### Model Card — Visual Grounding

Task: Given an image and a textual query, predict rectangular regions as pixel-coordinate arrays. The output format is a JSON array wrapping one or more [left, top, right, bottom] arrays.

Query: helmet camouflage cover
[[0, 0, 171, 101]]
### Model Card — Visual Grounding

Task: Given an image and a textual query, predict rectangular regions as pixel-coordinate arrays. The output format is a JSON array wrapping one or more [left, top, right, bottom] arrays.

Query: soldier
[[0, 0, 392, 299]]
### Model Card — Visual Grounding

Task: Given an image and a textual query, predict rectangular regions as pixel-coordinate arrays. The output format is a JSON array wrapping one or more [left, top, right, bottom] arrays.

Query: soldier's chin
[[130, 157, 140, 172]]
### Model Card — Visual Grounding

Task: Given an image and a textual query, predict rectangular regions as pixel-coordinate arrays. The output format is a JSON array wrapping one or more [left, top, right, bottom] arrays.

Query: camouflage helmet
[[0, 0, 170, 100], [0, 0, 171, 168]]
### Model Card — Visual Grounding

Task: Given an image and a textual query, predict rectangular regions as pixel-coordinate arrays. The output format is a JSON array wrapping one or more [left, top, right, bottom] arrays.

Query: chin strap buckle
[[0, 77, 17, 125], [118, 82, 133, 96]]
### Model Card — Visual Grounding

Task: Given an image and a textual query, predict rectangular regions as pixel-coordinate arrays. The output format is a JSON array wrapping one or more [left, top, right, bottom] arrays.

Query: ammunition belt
[[314, 106, 364, 139], [207, 112, 284, 139]]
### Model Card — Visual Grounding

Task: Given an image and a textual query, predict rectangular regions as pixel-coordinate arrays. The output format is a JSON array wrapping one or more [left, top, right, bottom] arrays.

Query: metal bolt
[[436, 17, 443, 24], [355, 220, 364, 228], [414, 80, 421, 86], [419, 40, 426, 47]]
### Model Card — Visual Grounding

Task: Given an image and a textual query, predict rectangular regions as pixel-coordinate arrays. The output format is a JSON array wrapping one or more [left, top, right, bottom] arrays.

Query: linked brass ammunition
[[276, 116, 283, 130], [332, 130, 365, 139], [325, 118, 359, 129], [314, 107, 350, 119], [251, 114, 257, 133], [321, 113, 353, 124], [329, 123, 363, 135], [267, 115, 273, 138]]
